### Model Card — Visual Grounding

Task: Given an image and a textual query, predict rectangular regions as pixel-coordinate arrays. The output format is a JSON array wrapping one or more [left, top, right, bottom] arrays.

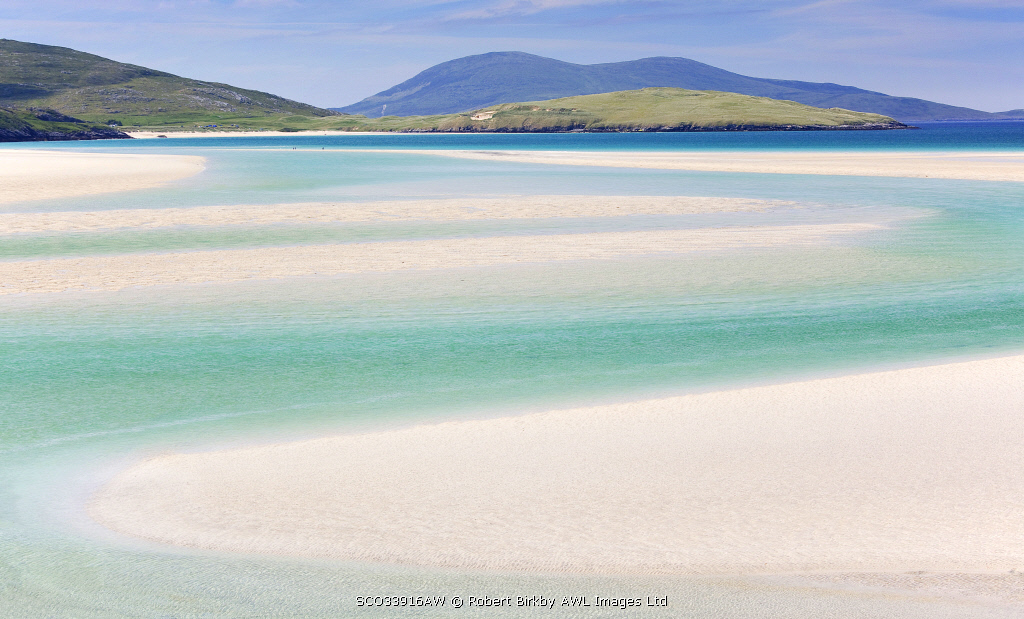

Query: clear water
[[2, 124, 1024, 617]]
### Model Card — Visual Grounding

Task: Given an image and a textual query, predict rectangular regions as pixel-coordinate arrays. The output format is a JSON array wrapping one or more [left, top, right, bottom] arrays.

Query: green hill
[[331, 88, 907, 132], [0, 39, 337, 127], [337, 51, 1000, 122], [0, 107, 128, 141]]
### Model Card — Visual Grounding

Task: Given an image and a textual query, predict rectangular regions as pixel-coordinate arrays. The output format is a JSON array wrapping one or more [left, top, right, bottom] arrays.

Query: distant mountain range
[[336, 52, 1023, 122], [0, 39, 337, 126]]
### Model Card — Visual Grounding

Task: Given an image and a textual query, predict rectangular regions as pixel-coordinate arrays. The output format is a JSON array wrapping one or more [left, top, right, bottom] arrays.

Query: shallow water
[[2, 127, 1024, 617]]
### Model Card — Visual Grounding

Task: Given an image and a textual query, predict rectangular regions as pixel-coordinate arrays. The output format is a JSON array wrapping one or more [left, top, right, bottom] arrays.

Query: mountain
[[0, 39, 337, 126], [331, 87, 906, 133], [336, 52, 1003, 122], [0, 107, 129, 141]]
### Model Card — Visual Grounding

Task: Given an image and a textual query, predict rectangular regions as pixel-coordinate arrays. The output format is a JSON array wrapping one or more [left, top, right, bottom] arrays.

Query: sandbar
[[90, 354, 1024, 576], [0, 150, 206, 205], [0, 223, 878, 294], [361, 149, 1024, 182], [0, 195, 786, 234]]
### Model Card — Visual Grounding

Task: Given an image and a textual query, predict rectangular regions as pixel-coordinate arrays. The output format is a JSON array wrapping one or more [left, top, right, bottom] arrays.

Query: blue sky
[[2, 0, 1022, 111]]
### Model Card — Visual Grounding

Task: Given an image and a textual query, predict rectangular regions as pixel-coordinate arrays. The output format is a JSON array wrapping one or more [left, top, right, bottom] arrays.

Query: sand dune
[[0, 223, 876, 294], [0, 195, 785, 234], [370, 149, 1024, 182], [0, 150, 205, 205], [90, 354, 1024, 575]]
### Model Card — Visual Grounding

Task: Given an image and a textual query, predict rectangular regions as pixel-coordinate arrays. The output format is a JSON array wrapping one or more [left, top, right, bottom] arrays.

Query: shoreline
[[126, 130, 382, 139], [89, 354, 1024, 578]]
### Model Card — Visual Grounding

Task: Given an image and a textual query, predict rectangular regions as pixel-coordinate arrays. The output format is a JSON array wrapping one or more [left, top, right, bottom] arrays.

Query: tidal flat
[[3, 126, 1024, 617]]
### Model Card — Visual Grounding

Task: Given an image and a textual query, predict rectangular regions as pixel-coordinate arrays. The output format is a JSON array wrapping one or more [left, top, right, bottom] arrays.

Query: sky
[[2, 0, 1022, 111]]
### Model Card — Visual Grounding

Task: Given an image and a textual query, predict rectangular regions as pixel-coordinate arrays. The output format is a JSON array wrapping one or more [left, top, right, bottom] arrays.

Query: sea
[[1, 122, 1023, 617]]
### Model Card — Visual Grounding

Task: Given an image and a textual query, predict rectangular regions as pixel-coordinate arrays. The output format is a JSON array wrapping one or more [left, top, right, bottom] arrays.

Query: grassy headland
[[0, 39, 337, 129], [333, 87, 907, 132], [135, 88, 906, 133]]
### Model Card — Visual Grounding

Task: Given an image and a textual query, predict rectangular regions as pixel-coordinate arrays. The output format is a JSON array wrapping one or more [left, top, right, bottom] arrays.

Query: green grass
[[0, 39, 336, 121], [143, 87, 901, 133], [0, 107, 127, 140], [0, 39, 904, 134]]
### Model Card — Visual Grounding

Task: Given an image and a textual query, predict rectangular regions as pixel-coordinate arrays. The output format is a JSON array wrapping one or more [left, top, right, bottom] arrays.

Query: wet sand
[[0, 150, 205, 205], [0, 223, 876, 294], [0, 195, 785, 233], [365, 149, 1024, 182], [90, 355, 1024, 583]]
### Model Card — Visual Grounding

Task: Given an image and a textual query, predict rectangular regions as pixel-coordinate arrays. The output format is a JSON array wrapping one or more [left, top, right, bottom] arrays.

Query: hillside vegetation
[[0, 107, 128, 141], [337, 51, 1009, 122], [0, 39, 908, 136], [330, 88, 906, 132], [0, 39, 337, 127]]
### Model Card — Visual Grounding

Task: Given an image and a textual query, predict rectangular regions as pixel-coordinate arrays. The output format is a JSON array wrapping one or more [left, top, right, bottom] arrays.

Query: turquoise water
[[2, 127, 1024, 617]]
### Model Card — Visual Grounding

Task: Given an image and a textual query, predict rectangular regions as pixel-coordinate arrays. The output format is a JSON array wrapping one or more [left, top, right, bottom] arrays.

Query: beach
[[4, 139, 1024, 617], [126, 130, 379, 139], [0, 150, 205, 204], [90, 354, 1024, 578]]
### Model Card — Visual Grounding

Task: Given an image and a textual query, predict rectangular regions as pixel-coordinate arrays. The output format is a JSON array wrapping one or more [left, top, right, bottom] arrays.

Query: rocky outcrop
[[0, 107, 131, 141], [0, 125, 131, 141]]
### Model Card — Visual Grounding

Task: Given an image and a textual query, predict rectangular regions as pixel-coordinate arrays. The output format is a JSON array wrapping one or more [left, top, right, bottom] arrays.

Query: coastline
[[126, 130, 382, 139], [90, 354, 1024, 578]]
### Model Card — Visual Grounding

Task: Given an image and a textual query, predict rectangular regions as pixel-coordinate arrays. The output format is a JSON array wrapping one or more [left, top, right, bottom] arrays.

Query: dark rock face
[[0, 125, 130, 142], [29, 108, 85, 122], [1, 104, 131, 141]]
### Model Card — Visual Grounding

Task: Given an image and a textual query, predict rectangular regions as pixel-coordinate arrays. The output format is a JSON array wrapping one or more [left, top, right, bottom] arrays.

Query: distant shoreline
[[127, 123, 909, 139], [127, 130, 380, 138]]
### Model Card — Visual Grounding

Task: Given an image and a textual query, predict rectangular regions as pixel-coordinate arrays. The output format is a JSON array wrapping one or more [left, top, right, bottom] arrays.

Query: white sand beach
[[126, 130, 376, 139], [0, 195, 786, 234], [6, 146, 1020, 608], [0, 223, 876, 294], [0, 150, 205, 204], [90, 354, 1024, 577], [369, 149, 1024, 182]]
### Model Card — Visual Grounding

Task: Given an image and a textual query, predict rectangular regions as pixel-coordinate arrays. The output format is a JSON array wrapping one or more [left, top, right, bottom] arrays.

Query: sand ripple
[[0, 195, 784, 233], [0, 224, 877, 294]]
